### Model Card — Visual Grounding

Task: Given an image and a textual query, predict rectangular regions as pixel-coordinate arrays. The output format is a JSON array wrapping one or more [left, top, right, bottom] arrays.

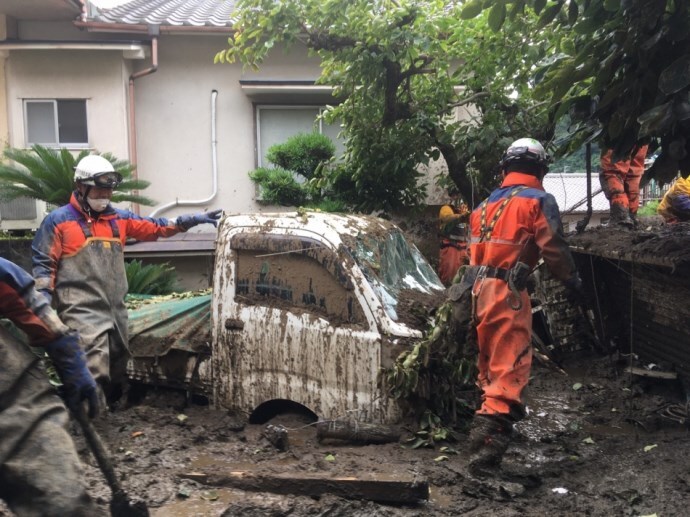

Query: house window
[[24, 99, 88, 147], [256, 105, 344, 167]]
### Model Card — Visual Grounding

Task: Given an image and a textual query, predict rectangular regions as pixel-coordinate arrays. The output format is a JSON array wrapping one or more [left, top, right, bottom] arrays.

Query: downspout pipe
[[149, 90, 219, 218], [129, 27, 159, 215]]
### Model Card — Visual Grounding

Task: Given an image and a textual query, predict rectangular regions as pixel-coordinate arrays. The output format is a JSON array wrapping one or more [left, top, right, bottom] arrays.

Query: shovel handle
[[73, 408, 123, 493]]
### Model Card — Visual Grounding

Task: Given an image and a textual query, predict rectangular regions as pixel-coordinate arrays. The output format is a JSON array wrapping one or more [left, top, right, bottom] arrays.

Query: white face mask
[[87, 198, 110, 212]]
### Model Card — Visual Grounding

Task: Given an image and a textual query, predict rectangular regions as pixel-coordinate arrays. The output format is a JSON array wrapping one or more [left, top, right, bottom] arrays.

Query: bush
[[638, 200, 660, 217], [249, 167, 308, 206], [266, 133, 335, 180], [125, 260, 178, 295]]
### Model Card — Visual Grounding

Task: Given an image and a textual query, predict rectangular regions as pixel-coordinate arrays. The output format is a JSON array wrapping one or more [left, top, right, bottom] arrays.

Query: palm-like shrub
[[125, 260, 179, 295], [0, 145, 155, 207]]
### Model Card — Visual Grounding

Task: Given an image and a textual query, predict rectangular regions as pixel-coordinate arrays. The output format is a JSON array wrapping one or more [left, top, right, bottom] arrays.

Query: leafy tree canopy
[[461, 0, 690, 186], [217, 0, 562, 211]]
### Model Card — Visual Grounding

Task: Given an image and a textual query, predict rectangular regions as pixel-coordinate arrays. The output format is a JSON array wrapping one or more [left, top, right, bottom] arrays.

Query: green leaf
[[434, 455, 449, 462], [538, 3, 563, 29], [658, 54, 690, 95], [460, 0, 484, 20], [582, 437, 595, 444], [488, 3, 507, 32], [567, 0, 579, 25], [572, 382, 583, 391], [324, 453, 336, 462], [643, 444, 658, 452], [603, 0, 620, 12]]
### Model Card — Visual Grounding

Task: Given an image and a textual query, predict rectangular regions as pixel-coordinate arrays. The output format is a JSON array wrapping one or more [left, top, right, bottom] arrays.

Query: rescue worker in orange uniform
[[32, 155, 222, 408], [438, 186, 470, 285], [464, 138, 582, 478], [600, 144, 649, 228]]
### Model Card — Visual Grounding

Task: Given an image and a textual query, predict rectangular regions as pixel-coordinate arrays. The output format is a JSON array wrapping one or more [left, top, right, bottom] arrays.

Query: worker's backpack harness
[[472, 186, 531, 312]]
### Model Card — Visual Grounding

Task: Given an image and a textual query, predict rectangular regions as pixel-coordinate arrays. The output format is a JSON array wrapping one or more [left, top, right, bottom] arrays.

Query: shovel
[[73, 408, 149, 517]]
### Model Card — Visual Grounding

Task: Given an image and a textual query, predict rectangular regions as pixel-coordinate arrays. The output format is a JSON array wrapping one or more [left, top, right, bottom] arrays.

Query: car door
[[213, 232, 401, 423]]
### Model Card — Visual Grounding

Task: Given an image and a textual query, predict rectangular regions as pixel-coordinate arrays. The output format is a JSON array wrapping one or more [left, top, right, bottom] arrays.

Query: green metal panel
[[127, 294, 212, 357]]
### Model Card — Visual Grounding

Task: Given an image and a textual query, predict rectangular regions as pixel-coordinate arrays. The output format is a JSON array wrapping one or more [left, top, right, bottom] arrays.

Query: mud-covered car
[[127, 211, 444, 423]]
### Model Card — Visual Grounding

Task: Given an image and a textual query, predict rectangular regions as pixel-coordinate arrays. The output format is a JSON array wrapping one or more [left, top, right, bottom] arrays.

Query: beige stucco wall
[[6, 48, 130, 156], [0, 51, 8, 148]]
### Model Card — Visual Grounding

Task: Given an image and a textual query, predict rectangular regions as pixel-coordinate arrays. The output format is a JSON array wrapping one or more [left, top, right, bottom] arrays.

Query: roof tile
[[93, 0, 235, 27]]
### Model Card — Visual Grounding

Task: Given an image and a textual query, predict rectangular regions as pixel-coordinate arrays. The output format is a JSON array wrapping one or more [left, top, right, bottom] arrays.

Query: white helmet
[[74, 155, 122, 188], [499, 138, 551, 171]]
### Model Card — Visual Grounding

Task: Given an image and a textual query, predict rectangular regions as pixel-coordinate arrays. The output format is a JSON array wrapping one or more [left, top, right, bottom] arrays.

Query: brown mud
[[47, 352, 687, 517]]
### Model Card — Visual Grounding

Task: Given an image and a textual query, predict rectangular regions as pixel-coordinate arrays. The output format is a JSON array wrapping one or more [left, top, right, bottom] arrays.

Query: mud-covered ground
[[32, 351, 685, 517]]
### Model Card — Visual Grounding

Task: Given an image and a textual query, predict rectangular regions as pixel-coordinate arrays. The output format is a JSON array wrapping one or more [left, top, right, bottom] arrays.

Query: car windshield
[[347, 229, 444, 322]]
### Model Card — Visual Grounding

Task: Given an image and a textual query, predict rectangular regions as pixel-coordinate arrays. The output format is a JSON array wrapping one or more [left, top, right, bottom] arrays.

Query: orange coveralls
[[600, 145, 649, 215], [438, 203, 469, 285], [469, 172, 578, 418]]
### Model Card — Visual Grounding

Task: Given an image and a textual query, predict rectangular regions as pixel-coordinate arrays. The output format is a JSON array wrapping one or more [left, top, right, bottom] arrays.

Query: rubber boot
[[629, 210, 639, 230], [467, 414, 513, 479], [609, 203, 634, 229]]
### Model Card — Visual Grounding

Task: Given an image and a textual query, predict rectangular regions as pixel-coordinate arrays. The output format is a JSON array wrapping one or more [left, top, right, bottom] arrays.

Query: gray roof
[[92, 0, 235, 27]]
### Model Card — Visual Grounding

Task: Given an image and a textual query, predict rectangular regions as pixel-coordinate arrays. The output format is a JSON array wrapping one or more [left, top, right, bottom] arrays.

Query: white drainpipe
[[149, 89, 219, 217]]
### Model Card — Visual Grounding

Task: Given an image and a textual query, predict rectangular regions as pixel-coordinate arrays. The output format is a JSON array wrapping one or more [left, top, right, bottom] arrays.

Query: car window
[[343, 229, 444, 323], [233, 236, 365, 326]]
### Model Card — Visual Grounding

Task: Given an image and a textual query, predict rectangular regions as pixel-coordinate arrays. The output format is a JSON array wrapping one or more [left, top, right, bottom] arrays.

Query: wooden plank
[[179, 469, 429, 504]]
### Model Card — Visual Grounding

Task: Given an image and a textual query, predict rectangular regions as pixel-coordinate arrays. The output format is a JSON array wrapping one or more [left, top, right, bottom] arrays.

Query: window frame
[[23, 99, 89, 148]]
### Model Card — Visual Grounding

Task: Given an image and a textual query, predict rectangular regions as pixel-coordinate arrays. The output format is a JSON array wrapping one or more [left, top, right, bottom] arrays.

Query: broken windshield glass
[[346, 229, 444, 322]]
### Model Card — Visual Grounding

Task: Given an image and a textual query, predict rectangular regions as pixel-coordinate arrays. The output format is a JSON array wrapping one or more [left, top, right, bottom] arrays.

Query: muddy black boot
[[609, 204, 634, 229], [467, 414, 513, 479]]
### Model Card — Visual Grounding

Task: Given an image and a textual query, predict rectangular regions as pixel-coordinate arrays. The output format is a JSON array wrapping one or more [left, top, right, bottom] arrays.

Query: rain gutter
[[73, 21, 232, 35], [127, 27, 158, 215]]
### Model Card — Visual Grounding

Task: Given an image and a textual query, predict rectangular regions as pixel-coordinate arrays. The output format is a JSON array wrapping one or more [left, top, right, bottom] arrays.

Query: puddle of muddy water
[[517, 393, 575, 442], [152, 487, 285, 517], [191, 453, 300, 471]]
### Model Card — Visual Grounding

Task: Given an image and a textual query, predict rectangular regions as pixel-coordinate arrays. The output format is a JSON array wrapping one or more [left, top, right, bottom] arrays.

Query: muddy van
[[128, 211, 444, 424]]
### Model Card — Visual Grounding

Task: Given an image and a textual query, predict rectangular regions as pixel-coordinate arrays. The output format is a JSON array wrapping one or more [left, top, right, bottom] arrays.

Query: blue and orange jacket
[[32, 192, 183, 293], [469, 172, 577, 283], [0, 257, 68, 346]]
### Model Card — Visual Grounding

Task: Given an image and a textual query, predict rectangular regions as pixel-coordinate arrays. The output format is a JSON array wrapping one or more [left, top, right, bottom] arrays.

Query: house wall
[[6, 47, 131, 157], [133, 36, 329, 219]]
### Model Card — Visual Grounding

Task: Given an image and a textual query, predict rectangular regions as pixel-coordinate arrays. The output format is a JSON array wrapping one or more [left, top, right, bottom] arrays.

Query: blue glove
[[44, 332, 99, 418], [564, 274, 586, 306], [176, 209, 223, 231], [38, 289, 53, 306]]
